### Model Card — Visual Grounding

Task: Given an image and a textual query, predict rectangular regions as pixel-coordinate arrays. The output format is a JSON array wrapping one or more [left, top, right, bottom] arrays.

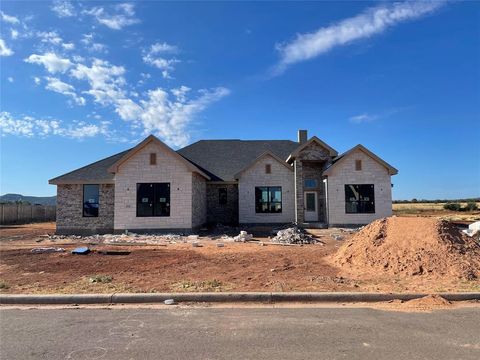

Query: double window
[[137, 183, 170, 217], [255, 186, 282, 213], [83, 184, 99, 217], [345, 184, 375, 214]]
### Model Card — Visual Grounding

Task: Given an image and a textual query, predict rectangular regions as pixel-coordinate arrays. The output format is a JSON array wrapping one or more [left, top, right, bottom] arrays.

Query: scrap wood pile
[[271, 226, 320, 245], [333, 216, 480, 280]]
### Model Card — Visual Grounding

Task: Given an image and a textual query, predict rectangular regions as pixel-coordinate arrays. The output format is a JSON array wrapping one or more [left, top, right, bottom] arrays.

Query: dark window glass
[[265, 164, 272, 174], [219, 188, 227, 205], [137, 183, 170, 217], [345, 184, 375, 214], [305, 193, 316, 211], [304, 179, 318, 188], [255, 186, 282, 213], [83, 184, 99, 217]]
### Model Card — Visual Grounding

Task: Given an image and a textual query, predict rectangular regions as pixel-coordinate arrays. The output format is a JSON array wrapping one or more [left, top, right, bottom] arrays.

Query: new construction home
[[49, 130, 398, 234]]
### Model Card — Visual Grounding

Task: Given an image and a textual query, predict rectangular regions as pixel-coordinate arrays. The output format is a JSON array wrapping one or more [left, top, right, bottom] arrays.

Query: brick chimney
[[298, 130, 307, 144]]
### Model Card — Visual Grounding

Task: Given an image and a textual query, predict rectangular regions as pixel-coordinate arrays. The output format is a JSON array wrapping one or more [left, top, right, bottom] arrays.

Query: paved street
[[1, 306, 479, 359]]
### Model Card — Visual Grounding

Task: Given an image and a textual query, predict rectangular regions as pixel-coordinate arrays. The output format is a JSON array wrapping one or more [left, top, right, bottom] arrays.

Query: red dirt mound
[[333, 217, 480, 280]]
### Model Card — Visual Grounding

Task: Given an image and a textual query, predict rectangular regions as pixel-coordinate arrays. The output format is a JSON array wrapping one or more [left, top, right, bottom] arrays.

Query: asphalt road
[[1, 307, 479, 359]]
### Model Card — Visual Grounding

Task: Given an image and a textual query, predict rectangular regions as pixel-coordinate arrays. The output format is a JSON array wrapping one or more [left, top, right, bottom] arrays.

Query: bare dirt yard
[[1, 218, 479, 295]]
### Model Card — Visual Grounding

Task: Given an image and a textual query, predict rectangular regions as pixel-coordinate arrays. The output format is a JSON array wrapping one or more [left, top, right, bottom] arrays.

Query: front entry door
[[304, 191, 318, 222]]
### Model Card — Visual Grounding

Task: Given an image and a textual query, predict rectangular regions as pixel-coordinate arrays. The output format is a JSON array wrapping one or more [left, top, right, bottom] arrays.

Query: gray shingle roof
[[50, 139, 300, 184], [177, 140, 299, 181], [49, 149, 131, 184]]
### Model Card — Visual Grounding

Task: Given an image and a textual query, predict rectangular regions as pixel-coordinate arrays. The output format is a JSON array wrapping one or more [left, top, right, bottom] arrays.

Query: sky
[[0, 0, 479, 200]]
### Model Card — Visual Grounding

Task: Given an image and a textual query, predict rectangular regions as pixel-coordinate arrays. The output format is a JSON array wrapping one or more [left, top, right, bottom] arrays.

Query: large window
[[83, 184, 99, 217], [137, 183, 170, 217], [345, 184, 375, 214], [255, 187, 282, 213]]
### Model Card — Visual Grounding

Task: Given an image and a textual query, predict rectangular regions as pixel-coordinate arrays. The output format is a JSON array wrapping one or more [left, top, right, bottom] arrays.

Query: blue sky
[[0, 1, 479, 199]]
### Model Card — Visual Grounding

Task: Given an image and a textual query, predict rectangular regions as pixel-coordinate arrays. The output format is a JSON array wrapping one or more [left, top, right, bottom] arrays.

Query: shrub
[[464, 202, 478, 211], [444, 203, 461, 211], [89, 275, 113, 283]]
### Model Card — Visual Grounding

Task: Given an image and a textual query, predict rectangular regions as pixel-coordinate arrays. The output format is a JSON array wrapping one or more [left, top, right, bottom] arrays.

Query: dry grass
[[393, 203, 480, 222]]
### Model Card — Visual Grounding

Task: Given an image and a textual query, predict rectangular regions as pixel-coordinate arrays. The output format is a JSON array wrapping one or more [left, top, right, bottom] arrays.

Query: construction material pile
[[272, 227, 318, 245], [334, 217, 480, 280], [48, 232, 183, 245]]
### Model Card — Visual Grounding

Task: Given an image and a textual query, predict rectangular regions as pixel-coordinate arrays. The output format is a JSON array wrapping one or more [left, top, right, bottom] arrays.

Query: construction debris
[[271, 227, 319, 245], [164, 299, 175, 305], [97, 250, 131, 256], [72, 247, 90, 255], [233, 231, 253, 242], [462, 221, 480, 239], [30, 247, 65, 254]]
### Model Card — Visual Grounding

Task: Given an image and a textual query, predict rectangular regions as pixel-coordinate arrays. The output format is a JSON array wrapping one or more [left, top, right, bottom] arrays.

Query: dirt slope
[[333, 217, 480, 280]]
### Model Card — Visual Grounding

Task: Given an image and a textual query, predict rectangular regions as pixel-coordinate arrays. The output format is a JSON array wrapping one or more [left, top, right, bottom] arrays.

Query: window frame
[[344, 184, 375, 214], [255, 186, 282, 214], [265, 164, 272, 174], [83, 184, 99, 217], [355, 159, 362, 171], [136, 182, 171, 217], [150, 153, 157, 165]]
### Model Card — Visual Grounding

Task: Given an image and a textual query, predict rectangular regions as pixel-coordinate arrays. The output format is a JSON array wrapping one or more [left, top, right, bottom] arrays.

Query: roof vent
[[298, 130, 307, 144]]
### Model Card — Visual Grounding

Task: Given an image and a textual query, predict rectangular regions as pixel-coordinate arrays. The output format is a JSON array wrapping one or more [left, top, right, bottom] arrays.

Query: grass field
[[393, 202, 480, 222]]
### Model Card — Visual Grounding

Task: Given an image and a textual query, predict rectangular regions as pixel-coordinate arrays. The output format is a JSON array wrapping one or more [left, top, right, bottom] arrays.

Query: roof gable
[[287, 136, 337, 162], [177, 140, 298, 181], [108, 135, 210, 179], [324, 144, 398, 176], [234, 151, 293, 179]]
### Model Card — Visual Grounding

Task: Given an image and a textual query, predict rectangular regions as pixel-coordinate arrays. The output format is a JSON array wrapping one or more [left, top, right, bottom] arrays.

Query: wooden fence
[[0, 204, 56, 225]]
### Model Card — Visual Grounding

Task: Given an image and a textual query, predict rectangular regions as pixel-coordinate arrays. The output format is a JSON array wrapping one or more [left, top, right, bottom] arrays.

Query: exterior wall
[[326, 149, 393, 226], [238, 155, 295, 224], [114, 142, 194, 231], [191, 173, 207, 228], [294, 141, 333, 224], [302, 161, 327, 222], [206, 183, 239, 225], [56, 183, 114, 235]]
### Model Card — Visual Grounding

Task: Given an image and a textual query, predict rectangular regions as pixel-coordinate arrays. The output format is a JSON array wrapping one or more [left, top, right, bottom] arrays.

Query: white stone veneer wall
[[326, 149, 393, 225], [114, 142, 194, 231], [238, 155, 295, 224]]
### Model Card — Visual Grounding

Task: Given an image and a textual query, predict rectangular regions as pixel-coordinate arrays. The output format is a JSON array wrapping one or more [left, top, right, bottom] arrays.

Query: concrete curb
[[1, 292, 479, 305]]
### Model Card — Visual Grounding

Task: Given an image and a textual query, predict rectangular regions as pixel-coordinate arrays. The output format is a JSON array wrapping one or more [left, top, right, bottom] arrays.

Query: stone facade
[[206, 183, 239, 225], [302, 161, 327, 222], [238, 154, 295, 224], [294, 141, 332, 224], [192, 173, 207, 228], [56, 183, 114, 235], [113, 142, 195, 231], [326, 149, 393, 226]]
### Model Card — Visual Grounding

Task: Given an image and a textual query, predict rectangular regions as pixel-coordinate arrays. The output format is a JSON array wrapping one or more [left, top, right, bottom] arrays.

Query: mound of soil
[[333, 217, 480, 280]]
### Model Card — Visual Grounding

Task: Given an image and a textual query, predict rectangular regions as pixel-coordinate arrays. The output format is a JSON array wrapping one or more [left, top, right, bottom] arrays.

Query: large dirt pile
[[334, 217, 480, 280]]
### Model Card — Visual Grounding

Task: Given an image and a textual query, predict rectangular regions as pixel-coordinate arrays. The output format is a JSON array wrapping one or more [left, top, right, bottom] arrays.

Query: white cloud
[[7, 77, 14, 83], [11, 29, 19, 40], [274, 1, 446, 74], [62, 42, 75, 50], [44, 77, 86, 105], [143, 42, 180, 79], [0, 11, 19, 24], [25, 52, 73, 73], [33, 76, 41, 85], [349, 113, 377, 124], [80, 33, 107, 53], [138, 87, 230, 147], [51, 1, 76, 18], [37, 31, 63, 45], [84, 2, 140, 30], [149, 42, 178, 54], [0, 111, 108, 139], [0, 39, 14, 56]]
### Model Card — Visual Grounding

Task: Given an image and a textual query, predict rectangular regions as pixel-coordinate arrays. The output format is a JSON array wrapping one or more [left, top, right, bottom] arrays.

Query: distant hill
[[0, 193, 57, 205]]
